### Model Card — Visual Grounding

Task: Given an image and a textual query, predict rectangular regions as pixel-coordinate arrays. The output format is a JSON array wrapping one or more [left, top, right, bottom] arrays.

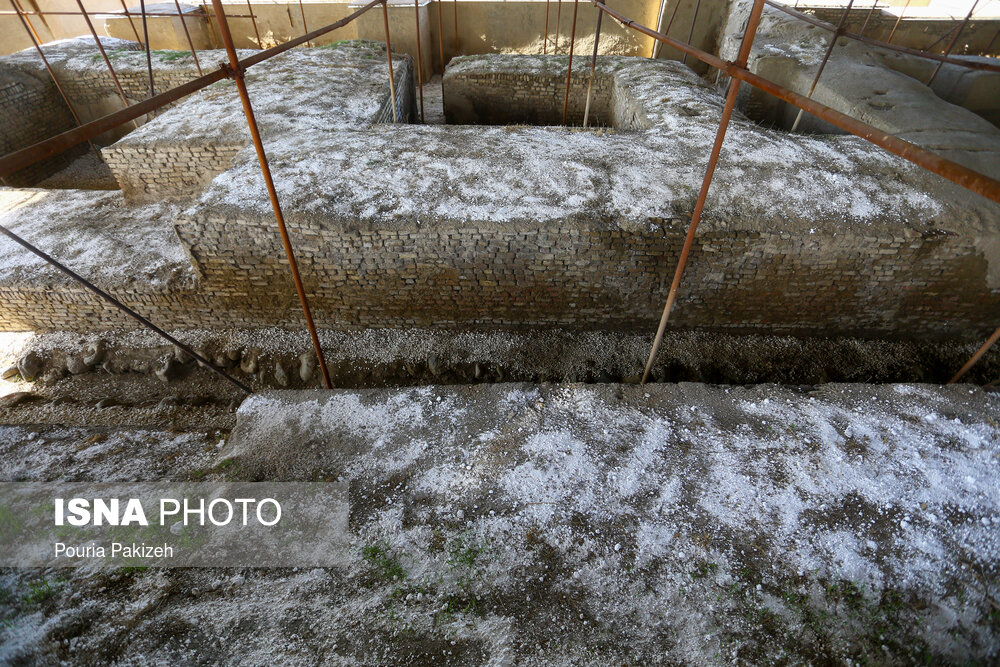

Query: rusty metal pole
[[859, 0, 878, 37], [414, 0, 424, 122], [641, 0, 766, 384], [561, 0, 579, 125], [544, 0, 550, 53], [437, 0, 444, 70], [9, 0, 101, 159], [887, 0, 910, 44], [949, 325, 1000, 384], [116, 0, 142, 42], [0, 224, 252, 393], [298, 0, 311, 46], [554, 0, 562, 53], [658, 0, 683, 59], [381, 0, 399, 122], [246, 0, 261, 47], [583, 4, 602, 127], [681, 0, 700, 65], [210, 0, 333, 389], [790, 0, 855, 133], [173, 0, 203, 75], [74, 0, 140, 129], [927, 0, 979, 86], [140, 0, 155, 97]]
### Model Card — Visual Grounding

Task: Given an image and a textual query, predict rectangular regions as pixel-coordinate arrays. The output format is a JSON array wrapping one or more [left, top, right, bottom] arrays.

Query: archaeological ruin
[[0, 0, 998, 662]]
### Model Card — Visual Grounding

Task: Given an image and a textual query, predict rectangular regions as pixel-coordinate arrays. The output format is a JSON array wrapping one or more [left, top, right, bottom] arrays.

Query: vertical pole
[[247, 0, 261, 47], [790, 0, 855, 133], [140, 0, 155, 97], [74, 0, 140, 129], [887, 0, 910, 44], [859, 0, 878, 37], [681, 0, 701, 65], [659, 0, 683, 59], [651, 0, 668, 58], [117, 0, 142, 42], [298, 0, 311, 46], [583, 5, 602, 127], [949, 324, 1000, 383], [561, 0, 578, 125], [9, 0, 100, 158], [382, 0, 399, 123], [173, 0, 203, 75], [554, 0, 562, 54], [437, 0, 444, 70], [543, 0, 550, 54], [640, 0, 766, 384], [414, 0, 424, 122], [210, 0, 333, 389], [927, 0, 979, 86]]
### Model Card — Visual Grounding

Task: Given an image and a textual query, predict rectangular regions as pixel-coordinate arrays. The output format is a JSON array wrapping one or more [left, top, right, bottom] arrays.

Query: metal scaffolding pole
[[174, 0, 203, 75], [211, 0, 333, 389], [298, 0, 311, 46], [949, 325, 1000, 384], [246, 0, 262, 47], [74, 0, 140, 129], [0, 224, 252, 393], [583, 2, 603, 127], [887, 0, 911, 44], [382, 0, 399, 123], [790, 0, 855, 133], [544, 0, 550, 53], [681, 0, 700, 65], [140, 0, 155, 97], [927, 0, 980, 86], [640, 0, 762, 383], [414, 0, 425, 122], [561, 0, 579, 125]]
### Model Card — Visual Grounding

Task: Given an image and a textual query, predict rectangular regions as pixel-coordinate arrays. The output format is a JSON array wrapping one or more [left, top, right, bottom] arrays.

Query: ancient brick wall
[[443, 66, 618, 126], [101, 142, 246, 202], [0, 68, 80, 185]]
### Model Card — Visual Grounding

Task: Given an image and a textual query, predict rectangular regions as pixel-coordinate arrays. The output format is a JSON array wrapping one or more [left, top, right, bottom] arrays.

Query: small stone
[[226, 349, 241, 362], [0, 391, 32, 408], [96, 398, 120, 409], [17, 352, 43, 382], [155, 358, 180, 384], [427, 354, 441, 377], [158, 395, 180, 408], [66, 356, 89, 375], [213, 354, 234, 369], [274, 360, 290, 387], [2, 366, 21, 380], [173, 346, 193, 364], [404, 361, 419, 378], [299, 352, 317, 383], [240, 348, 260, 375], [474, 363, 484, 379], [82, 341, 104, 366]]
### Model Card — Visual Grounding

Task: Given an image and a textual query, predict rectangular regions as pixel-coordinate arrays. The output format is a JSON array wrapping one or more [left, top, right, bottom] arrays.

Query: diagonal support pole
[[0, 224, 251, 393], [583, 2, 602, 127], [641, 0, 766, 383], [211, 0, 333, 389], [561, 0, 579, 125], [790, 0, 854, 132], [949, 325, 1000, 384]]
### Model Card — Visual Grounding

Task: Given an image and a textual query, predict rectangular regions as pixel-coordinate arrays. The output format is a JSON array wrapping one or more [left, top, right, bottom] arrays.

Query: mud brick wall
[[101, 143, 246, 202], [444, 69, 629, 127], [58, 64, 200, 113], [160, 211, 1000, 338], [0, 68, 80, 185]]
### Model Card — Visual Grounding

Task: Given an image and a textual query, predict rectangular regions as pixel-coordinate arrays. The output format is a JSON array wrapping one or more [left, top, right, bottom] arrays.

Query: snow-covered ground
[[2, 382, 995, 664]]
